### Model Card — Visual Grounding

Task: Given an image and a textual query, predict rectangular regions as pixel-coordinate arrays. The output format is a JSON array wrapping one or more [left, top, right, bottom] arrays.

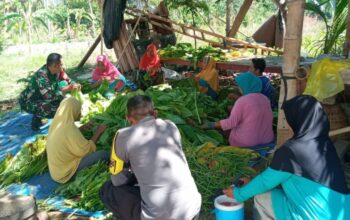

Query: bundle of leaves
[[55, 161, 109, 211], [184, 141, 258, 213], [0, 136, 48, 186], [159, 43, 227, 62]]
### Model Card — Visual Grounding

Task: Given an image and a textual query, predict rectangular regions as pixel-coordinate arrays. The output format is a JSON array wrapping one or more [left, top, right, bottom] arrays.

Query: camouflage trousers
[[19, 97, 60, 119]]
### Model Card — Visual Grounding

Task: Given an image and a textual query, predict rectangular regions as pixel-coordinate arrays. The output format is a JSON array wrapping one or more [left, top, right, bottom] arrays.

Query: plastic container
[[213, 195, 244, 220]]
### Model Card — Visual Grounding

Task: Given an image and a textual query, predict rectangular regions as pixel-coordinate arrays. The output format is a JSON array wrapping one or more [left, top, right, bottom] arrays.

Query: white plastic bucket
[[213, 195, 244, 220]]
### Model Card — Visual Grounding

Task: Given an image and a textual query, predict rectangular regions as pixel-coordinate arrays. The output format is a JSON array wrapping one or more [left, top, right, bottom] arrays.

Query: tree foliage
[[0, 0, 100, 45], [305, 0, 348, 55]]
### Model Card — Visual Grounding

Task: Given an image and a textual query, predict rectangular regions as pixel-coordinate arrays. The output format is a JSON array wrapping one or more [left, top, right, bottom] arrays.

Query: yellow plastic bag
[[303, 58, 350, 101]]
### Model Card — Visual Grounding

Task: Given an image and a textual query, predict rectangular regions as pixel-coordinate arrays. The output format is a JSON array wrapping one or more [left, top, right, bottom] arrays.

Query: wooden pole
[[329, 126, 350, 137], [77, 35, 101, 68], [126, 8, 282, 54], [343, 0, 350, 57], [277, 0, 305, 146], [228, 0, 253, 38], [226, 0, 233, 37], [100, 0, 104, 55]]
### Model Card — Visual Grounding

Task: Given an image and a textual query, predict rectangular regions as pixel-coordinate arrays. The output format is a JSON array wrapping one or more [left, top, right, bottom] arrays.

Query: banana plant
[[305, 0, 348, 55], [0, 0, 48, 52]]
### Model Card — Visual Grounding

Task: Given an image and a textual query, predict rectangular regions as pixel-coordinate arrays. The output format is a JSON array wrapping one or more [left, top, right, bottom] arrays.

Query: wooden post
[[77, 35, 101, 68], [226, 0, 233, 36], [100, 0, 104, 55], [277, 0, 305, 146], [343, 0, 350, 57], [228, 0, 253, 38]]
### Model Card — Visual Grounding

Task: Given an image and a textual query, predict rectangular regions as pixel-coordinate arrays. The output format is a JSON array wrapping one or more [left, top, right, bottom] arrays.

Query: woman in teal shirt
[[224, 95, 349, 220]]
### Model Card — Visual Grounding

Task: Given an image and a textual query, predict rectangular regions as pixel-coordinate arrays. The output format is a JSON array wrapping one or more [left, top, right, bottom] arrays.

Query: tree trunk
[[226, 0, 233, 37], [277, 0, 305, 146], [343, 0, 350, 57], [88, 0, 96, 36], [43, 0, 52, 37], [27, 20, 33, 54], [67, 9, 72, 39], [228, 0, 253, 38]]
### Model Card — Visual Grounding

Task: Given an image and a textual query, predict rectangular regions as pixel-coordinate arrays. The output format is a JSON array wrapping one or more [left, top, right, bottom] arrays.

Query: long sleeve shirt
[[234, 167, 350, 220], [220, 93, 274, 147], [21, 65, 63, 102]]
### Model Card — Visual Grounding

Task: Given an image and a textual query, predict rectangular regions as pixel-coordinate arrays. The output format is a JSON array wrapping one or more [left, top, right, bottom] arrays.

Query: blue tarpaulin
[[0, 112, 106, 218], [0, 112, 50, 161], [0, 112, 275, 218]]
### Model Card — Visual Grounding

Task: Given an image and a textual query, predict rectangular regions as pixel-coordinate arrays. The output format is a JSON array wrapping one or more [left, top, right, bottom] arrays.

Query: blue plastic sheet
[[0, 112, 50, 161], [0, 112, 106, 218]]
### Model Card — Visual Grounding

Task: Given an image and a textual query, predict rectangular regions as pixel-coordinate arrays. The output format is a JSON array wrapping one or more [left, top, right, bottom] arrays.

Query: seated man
[[19, 53, 79, 130], [250, 58, 277, 109], [100, 95, 201, 220]]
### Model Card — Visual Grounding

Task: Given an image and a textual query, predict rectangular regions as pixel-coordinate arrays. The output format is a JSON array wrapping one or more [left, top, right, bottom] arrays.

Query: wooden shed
[[79, 0, 350, 145]]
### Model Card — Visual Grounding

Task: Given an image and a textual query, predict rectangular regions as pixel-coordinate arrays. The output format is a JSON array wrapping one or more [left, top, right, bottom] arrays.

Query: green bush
[[0, 37, 4, 54]]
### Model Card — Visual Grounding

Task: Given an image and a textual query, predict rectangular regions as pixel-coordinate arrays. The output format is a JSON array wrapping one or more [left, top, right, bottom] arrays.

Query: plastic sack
[[103, 0, 127, 49], [303, 58, 350, 101]]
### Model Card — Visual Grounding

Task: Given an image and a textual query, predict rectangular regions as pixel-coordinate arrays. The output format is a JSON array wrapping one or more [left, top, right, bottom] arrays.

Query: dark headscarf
[[270, 95, 349, 194]]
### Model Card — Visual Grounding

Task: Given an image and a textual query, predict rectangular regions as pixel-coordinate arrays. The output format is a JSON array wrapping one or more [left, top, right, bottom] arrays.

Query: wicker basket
[[322, 104, 349, 131], [322, 95, 337, 105]]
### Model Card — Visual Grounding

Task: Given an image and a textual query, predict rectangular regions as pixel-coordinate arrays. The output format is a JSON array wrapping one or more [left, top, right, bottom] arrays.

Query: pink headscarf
[[92, 55, 122, 81]]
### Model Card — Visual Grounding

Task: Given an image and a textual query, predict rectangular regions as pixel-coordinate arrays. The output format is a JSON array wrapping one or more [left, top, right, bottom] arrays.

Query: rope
[[115, 13, 142, 68]]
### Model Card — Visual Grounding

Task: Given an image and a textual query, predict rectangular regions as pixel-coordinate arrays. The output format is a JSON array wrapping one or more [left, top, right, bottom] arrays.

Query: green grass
[[0, 47, 102, 102], [0, 53, 83, 102]]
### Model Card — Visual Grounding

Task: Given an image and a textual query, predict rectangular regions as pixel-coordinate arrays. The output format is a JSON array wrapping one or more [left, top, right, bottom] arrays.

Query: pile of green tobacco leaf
[[0, 79, 260, 215], [0, 136, 48, 186]]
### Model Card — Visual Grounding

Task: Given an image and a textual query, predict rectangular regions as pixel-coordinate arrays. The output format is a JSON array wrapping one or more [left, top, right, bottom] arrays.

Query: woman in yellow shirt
[[186, 57, 220, 99], [46, 97, 108, 183]]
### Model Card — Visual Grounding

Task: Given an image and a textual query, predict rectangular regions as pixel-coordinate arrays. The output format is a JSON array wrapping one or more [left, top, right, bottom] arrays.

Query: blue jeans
[[77, 150, 109, 171]]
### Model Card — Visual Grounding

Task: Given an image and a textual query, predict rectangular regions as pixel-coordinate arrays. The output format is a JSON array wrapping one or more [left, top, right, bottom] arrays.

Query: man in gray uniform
[[100, 95, 201, 220]]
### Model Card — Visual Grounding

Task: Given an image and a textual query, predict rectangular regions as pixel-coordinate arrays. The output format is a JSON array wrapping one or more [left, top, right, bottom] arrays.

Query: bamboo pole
[[329, 126, 350, 137], [228, 0, 253, 38], [277, 0, 305, 146], [100, 0, 104, 55], [126, 8, 282, 54], [343, 0, 350, 57], [78, 35, 101, 68]]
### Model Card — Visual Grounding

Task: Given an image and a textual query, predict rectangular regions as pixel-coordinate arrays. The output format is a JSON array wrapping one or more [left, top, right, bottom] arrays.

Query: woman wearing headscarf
[[223, 95, 350, 220], [202, 72, 274, 147], [46, 97, 109, 183], [195, 57, 220, 99], [91, 55, 127, 92], [138, 43, 164, 89]]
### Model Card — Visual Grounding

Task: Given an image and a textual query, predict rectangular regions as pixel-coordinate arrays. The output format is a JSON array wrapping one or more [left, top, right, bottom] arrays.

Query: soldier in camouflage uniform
[[19, 53, 77, 131]]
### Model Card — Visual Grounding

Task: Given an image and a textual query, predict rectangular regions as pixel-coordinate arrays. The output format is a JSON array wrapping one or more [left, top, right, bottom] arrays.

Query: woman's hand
[[79, 122, 94, 132], [96, 124, 107, 134], [227, 93, 240, 101], [240, 177, 251, 186], [223, 186, 235, 199], [104, 76, 112, 81], [90, 124, 107, 144]]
